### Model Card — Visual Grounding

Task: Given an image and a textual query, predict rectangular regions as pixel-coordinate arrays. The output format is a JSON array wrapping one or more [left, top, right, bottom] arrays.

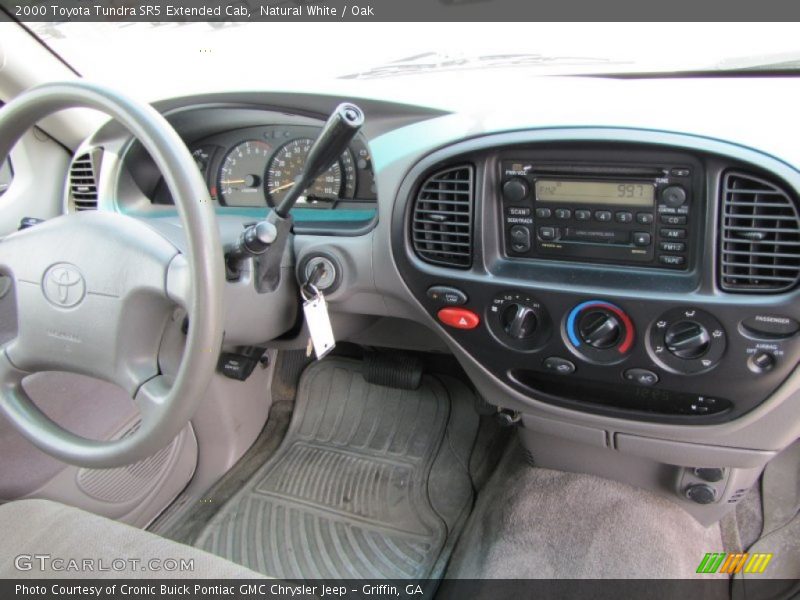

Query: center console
[[393, 138, 800, 425]]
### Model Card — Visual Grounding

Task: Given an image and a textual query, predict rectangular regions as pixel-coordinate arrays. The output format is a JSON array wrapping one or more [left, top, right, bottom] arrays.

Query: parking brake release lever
[[224, 103, 364, 291]]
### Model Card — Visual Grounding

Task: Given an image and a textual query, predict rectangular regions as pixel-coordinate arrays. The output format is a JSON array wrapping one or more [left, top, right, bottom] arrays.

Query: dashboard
[[70, 79, 800, 522]]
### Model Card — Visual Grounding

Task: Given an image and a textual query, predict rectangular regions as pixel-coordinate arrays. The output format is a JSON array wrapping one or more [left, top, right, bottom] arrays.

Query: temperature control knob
[[501, 304, 538, 339], [565, 300, 635, 363], [578, 310, 622, 349], [664, 321, 710, 359]]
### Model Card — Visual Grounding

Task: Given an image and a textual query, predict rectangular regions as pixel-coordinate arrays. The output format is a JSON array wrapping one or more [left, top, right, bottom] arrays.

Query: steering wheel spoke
[[166, 252, 192, 308]]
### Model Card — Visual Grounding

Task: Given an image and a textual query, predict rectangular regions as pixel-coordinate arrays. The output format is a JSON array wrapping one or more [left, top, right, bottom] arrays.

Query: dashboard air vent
[[720, 171, 800, 293], [411, 165, 474, 268], [68, 149, 101, 211]]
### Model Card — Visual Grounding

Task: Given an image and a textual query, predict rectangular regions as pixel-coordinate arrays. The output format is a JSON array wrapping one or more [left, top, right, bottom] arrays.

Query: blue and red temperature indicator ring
[[565, 300, 635, 364]]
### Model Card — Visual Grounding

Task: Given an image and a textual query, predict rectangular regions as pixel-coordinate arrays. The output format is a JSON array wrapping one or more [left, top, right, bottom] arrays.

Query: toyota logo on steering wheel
[[42, 263, 86, 308]]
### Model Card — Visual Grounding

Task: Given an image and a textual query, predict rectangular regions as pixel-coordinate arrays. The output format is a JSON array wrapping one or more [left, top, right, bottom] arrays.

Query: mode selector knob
[[502, 178, 530, 203], [578, 310, 622, 349], [664, 321, 711, 359], [501, 303, 538, 339]]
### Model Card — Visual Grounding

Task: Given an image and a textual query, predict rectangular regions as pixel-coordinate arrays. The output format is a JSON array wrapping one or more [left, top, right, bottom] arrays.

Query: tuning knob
[[501, 304, 538, 339], [665, 321, 710, 359], [578, 310, 622, 349]]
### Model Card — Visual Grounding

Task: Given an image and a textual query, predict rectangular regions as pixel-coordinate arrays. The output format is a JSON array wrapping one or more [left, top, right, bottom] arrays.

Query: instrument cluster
[[153, 124, 376, 208]]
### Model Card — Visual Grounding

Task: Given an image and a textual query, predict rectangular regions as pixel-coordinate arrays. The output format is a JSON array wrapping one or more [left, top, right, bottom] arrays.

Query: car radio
[[501, 160, 696, 269]]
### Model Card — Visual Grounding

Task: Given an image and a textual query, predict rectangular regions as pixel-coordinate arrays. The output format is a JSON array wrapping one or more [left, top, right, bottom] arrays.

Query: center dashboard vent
[[720, 171, 800, 293], [411, 164, 474, 268], [68, 149, 101, 211]]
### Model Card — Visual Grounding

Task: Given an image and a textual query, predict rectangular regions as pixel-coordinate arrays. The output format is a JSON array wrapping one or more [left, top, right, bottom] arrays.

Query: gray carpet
[[445, 437, 726, 581], [734, 439, 800, 598], [195, 357, 477, 579]]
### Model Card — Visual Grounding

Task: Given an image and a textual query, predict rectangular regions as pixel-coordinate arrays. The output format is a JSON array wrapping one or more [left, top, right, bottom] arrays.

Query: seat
[[0, 499, 265, 578]]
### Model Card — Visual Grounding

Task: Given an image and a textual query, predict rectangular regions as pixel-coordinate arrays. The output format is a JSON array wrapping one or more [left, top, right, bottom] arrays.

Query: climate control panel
[[417, 278, 800, 424]]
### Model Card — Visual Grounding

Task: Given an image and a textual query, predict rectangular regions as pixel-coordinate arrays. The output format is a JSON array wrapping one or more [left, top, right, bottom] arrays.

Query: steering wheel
[[0, 82, 224, 468]]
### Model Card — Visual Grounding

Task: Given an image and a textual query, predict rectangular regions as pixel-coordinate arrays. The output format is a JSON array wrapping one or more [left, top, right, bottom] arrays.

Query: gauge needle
[[270, 181, 295, 193], [220, 179, 246, 185]]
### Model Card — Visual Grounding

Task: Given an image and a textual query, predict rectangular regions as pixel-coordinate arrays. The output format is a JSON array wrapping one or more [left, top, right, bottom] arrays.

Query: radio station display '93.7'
[[535, 180, 655, 206]]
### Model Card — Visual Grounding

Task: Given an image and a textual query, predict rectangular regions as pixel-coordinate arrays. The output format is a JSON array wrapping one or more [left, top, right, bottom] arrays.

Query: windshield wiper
[[340, 52, 631, 80]]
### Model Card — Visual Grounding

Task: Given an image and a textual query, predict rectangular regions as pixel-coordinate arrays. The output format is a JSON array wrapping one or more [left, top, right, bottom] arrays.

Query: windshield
[[27, 22, 800, 99]]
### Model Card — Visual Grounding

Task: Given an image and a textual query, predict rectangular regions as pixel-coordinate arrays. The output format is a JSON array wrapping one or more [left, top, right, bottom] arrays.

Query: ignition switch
[[301, 255, 339, 292]]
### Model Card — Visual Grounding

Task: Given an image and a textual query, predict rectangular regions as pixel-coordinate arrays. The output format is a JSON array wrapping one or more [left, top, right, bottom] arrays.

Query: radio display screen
[[535, 180, 655, 206]]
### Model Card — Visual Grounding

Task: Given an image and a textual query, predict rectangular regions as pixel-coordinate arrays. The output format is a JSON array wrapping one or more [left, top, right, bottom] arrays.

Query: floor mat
[[195, 357, 477, 579]]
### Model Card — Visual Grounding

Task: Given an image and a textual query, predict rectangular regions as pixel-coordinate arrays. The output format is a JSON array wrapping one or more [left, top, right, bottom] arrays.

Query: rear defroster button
[[437, 307, 480, 330]]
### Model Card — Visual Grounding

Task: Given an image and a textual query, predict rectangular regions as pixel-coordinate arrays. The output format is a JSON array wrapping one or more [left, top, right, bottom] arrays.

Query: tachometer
[[217, 140, 272, 206], [266, 138, 355, 207]]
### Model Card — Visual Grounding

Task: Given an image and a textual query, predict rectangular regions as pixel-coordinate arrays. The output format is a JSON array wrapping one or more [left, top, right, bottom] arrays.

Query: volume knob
[[502, 178, 529, 203]]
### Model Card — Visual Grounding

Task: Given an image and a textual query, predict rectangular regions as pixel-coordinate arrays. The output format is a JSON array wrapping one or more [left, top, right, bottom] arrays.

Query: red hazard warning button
[[437, 307, 480, 330]]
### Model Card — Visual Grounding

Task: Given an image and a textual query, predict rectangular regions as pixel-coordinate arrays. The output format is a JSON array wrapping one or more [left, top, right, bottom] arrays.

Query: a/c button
[[624, 368, 659, 386]]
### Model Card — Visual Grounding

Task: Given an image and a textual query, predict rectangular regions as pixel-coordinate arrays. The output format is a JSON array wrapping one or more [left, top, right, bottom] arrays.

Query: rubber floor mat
[[195, 358, 476, 579]]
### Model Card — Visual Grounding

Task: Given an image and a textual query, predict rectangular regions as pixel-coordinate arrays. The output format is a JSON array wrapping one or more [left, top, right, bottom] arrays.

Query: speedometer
[[217, 140, 272, 206], [266, 138, 355, 207]]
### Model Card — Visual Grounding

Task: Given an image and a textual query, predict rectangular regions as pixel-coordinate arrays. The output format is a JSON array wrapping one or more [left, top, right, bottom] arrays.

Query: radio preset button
[[535, 207, 552, 219], [661, 185, 687, 208], [575, 209, 592, 221], [660, 241, 686, 252], [616, 211, 633, 223], [633, 232, 652, 247], [538, 226, 558, 241], [661, 228, 687, 239], [659, 255, 686, 266], [636, 212, 654, 224], [555, 208, 571, 220], [661, 214, 687, 225], [595, 210, 612, 222]]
